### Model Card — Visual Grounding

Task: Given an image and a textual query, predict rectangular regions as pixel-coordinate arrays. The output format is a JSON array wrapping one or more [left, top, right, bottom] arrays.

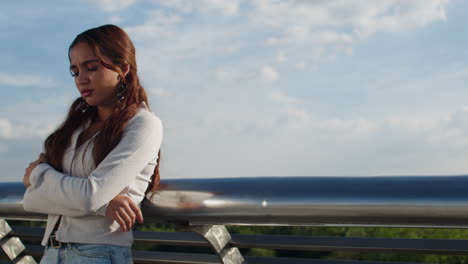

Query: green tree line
[[135, 223, 468, 263]]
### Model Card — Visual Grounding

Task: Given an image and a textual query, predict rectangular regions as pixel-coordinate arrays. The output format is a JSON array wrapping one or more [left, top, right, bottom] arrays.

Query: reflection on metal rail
[[2, 176, 468, 263], [141, 176, 468, 227], [4, 176, 468, 227]]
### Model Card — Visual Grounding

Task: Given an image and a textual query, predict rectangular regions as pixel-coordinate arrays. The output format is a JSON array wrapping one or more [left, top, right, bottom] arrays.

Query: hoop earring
[[76, 98, 89, 113], [117, 81, 126, 102]]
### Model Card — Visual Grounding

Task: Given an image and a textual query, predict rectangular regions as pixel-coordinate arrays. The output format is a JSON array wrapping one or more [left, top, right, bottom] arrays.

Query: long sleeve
[[23, 111, 163, 216]]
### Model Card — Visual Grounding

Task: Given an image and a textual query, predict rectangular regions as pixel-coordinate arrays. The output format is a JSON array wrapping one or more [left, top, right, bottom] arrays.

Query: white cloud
[[252, 0, 449, 43], [148, 87, 171, 97], [321, 117, 378, 134], [125, 10, 181, 41], [201, 0, 239, 16], [431, 107, 468, 148], [276, 51, 287, 62], [125, 9, 239, 63], [389, 116, 441, 134], [0, 119, 13, 138], [213, 69, 240, 81], [156, 0, 240, 16], [124, 0, 450, 96], [1, 98, 66, 141], [89, 0, 136, 12], [376, 107, 468, 151], [271, 90, 296, 104], [0, 118, 56, 140], [269, 90, 311, 129], [224, 44, 241, 54], [0, 72, 56, 88], [213, 66, 281, 84], [354, 0, 449, 37], [283, 106, 311, 129], [267, 29, 353, 45], [273, 103, 378, 133], [259, 65, 278, 83], [109, 15, 123, 24], [295, 61, 306, 69], [430, 66, 468, 82]]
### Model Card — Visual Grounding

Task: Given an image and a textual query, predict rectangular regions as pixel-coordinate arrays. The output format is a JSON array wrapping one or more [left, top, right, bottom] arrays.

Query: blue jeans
[[39, 243, 133, 264]]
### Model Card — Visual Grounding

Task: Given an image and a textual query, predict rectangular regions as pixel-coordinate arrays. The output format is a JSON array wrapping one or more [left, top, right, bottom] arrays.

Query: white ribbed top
[[23, 106, 163, 246]]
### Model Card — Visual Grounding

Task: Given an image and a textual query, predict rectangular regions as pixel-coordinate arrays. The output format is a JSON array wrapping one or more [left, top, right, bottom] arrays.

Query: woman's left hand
[[23, 153, 47, 188], [106, 195, 143, 232]]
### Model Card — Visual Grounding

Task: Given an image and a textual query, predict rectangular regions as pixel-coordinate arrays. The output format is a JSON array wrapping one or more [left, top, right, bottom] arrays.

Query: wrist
[[29, 163, 50, 186]]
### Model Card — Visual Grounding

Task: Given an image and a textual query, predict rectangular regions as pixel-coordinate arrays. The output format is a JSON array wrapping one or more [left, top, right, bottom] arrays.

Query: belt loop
[[49, 234, 62, 249]]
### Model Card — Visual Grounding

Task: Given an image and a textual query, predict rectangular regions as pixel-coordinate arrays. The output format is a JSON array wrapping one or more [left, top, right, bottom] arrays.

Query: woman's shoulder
[[126, 105, 163, 133]]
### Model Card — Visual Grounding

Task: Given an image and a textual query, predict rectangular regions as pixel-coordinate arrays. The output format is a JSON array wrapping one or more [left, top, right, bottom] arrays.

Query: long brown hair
[[44, 24, 160, 194]]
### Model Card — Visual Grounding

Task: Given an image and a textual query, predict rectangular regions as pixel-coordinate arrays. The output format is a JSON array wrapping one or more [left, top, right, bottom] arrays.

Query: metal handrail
[[3, 176, 468, 264], [2, 176, 468, 227]]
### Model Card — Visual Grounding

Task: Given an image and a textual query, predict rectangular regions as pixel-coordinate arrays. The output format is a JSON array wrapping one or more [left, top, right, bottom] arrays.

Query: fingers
[[22, 173, 30, 188], [120, 196, 140, 227], [38, 153, 47, 163], [28, 160, 39, 169], [108, 195, 141, 231], [128, 199, 144, 224], [118, 206, 135, 232], [114, 211, 127, 232], [23, 162, 36, 188], [119, 208, 132, 231]]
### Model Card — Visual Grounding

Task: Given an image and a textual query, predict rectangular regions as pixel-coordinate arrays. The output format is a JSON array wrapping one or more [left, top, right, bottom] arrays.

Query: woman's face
[[69, 42, 120, 107]]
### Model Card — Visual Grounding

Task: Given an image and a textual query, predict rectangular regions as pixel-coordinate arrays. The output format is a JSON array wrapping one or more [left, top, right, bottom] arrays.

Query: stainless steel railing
[[4, 176, 468, 227], [2, 176, 468, 264], [143, 176, 468, 227]]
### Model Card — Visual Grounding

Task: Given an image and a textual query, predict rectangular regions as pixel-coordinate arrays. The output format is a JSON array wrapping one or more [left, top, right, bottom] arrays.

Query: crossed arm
[[24, 156, 142, 231], [22, 114, 162, 231]]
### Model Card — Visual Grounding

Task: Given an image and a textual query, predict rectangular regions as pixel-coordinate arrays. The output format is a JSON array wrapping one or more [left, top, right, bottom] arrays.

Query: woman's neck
[[97, 106, 113, 122]]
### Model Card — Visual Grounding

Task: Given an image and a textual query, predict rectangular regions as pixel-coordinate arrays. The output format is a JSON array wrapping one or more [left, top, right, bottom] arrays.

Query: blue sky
[[2, 0, 468, 181]]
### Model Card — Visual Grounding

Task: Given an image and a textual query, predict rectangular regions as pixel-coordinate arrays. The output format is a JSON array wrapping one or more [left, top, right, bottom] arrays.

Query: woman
[[22, 24, 163, 263]]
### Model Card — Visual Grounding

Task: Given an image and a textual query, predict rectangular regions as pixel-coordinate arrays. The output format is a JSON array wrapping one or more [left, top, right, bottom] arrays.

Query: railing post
[[0, 219, 37, 264], [182, 224, 245, 264]]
